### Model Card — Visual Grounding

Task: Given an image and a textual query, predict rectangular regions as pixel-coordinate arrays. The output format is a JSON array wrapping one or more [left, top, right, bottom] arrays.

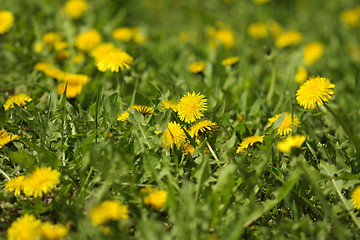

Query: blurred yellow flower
[[72, 52, 85, 64], [75, 29, 102, 52], [177, 92, 207, 123], [54, 41, 68, 52], [42, 32, 62, 45], [268, 21, 282, 38], [351, 186, 360, 210], [23, 167, 61, 198], [183, 142, 195, 155], [91, 43, 117, 62], [112, 27, 133, 42], [117, 112, 130, 121], [64, 0, 88, 19], [296, 76, 335, 109], [304, 42, 324, 66], [277, 135, 306, 153], [34, 42, 44, 53], [215, 29, 234, 49], [96, 49, 133, 72], [0, 10, 14, 34], [5, 175, 25, 196], [267, 113, 300, 136], [294, 66, 308, 84], [275, 31, 303, 48], [7, 215, 42, 240], [144, 190, 168, 209], [236, 135, 264, 153], [90, 200, 129, 226], [57, 73, 90, 98], [221, 56, 240, 66], [161, 100, 178, 111], [247, 22, 268, 39], [188, 61, 205, 74], [41, 222, 69, 240], [340, 9, 360, 27], [161, 122, 186, 150], [4, 93, 32, 110]]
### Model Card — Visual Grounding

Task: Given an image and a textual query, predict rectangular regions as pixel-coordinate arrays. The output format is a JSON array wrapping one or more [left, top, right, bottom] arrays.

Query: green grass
[[1, 0, 360, 239]]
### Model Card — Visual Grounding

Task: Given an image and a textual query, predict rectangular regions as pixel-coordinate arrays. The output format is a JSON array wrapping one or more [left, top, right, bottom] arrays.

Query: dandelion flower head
[[7, 214, 42, 240], [177, 92, 207, 124], [90, 200, 129, 226], [42, 32, 62, 45], [247, 22, 268, 39], [340, 9, 360, 28], [0, 10, 14, 34], [304, 42, 325, 66], [161, 100, 178, 112], [64, 0, 88, 19], [40, 222, 69, 240], [236, 135, 264, 153], [277, 135, 306, 153], [275, 31, 303, 48], [96, 49, 133, 72], [57, 73, 90, 98], [267, 113, 300, 135], [144, 190, 168, 209], [215, 29, 235, 49], [75, 29, 102, 52], [91, 43, 116, 62], [221, 56, 240, 66], [23, 167, 61, 198], [117, 112, 130, 121], [5, 175, 25, 196], [268, 21, 282, 38], [130, 105, 155, 115], [112, 27, 133, 42], [0, 129, 20, 148], [189, 61, 205, 74], [4, 93, 32, 111], [183, 142, 195, 155], [294, 66, 308, 84], [296, 76, 335, 109], [351, 186, 360, 210], [161, 122, 186, 150], [189, 120, 218, 138]]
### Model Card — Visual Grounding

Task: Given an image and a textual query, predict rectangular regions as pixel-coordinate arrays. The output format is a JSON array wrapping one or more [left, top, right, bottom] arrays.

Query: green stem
[[0, 168, 11, 181], [323, 103, 360, 153], [206, 141, 219, 163]]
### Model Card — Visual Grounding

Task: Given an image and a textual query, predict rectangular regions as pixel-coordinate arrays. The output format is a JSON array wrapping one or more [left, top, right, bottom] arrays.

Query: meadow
[[1, 0, 360, 239]]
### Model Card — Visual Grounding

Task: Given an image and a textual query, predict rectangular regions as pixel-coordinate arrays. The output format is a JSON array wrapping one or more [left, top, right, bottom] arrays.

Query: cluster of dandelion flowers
[[7, 215, 42, 240], [277, 135, 306, 154], [96, 49, 133, 72], [236, 135, 264, 154], [177, 92, 207, 124], [144, 190, 168, 210], [0, 10, 14, 34], [161, 122, 186, 150], [189, 120, 218, 138], [296, 76, 335, 110], [247, 22, 268, 39], [75, 29, 102, 52], [221, 56, 240, 66], [351, 186, 360, 210], [90, 200, 129, 226], [64, 0, 88, 19], [3, 93, 32, 111], [189, 61, 205, 74], [275, 31, 303, 48], [267, 113, 300, 135], [23, 167, 61, 198]]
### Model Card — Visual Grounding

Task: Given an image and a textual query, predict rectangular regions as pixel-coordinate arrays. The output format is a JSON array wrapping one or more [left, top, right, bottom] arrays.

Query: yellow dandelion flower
[[236, 135, 264, 154], [161, 122, 186, 150], [5, 175, 25, 196], [56, 50, 70, 61], [0, 10, 14, 34], [304, 42, 324, 66], [294, 66, 308, 84], [34, 42, 44, 53], [117, 112, 130, 121], [215, 29, 235, 49], [221, 56, 240, 66], [23, 167, 61, 198], [132, 27, 147, 44], [275, 31, 303, 48], [41, 222, 68, 240], [351, 186, 360, 210], [277, 135, 306, 153], [296, 76, 335, 109], [7, 214, 42, 240], [144, 190, 168, 209], [267, 113, 300, 136], [112, 27, 133, 42], [161, 100, 178, 112], [268, 21, 282, 38], [72, 52, 85, 64], [189, 120, 218, 138], [42, 32, 62, 45], [340, 9, 360, 27], [57, 73, 90, 98], [64, 0, 88, 19], [253, 0, 271, 4], [75, 29, 102, 52], [90, 200, 129, 226], [96, 49, 133, 72], [130, 105, 155, 115], [177, 92, 207, 124], [0, 130, 20, 148], [189, 61, 205, 74], [183, 142, 195, 155], [247, 22, 268, 39], [54, 41, 68, 52], [4, 93, 32, 111], [90, 43, 116, 62], [34, 62, 51, 72]]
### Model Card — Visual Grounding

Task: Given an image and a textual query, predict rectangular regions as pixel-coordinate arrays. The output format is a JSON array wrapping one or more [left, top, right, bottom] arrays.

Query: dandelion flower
[[351, 186, 360, 210], [96, 49, 133, 72], [268, 21, 282, 38], [112, 27, 133, 42], [117, 112, 130, 121], [215, 29, 235, 49], [130, 105, 155, 115], [304, 42, 324, 66], [40, 222, 68, 240], [340, 9, 360, 28], [42, 32, 62, 45], [57, 73, 90, 98], [0, 10, 14, 34], [132, 27, 147, 44], [277, 135, 306, 153], [267, 113, 300, 135], [91, 43, 116, 62], [144, 190, 168, 209], [189, 120, 218, 138], [161, 122, 186, 150], [189, 61, 205, 74], [275, 31, 303, 48], [177, 92, 207, 124], [72, 52, 85, 64], [75, 29, 101, 52], [294, 66, 308, 84], [221, 56, 240, 66], [4, 93, 32, 110], [247, 22, 268, 39], [64, 0, 88, 19], [23, 167, 61, 198], [161, 100, 178, 112], [0, 129, 19, 148], [90, 200, 129, 226], [7, 214, 42, 240], [296, 76, 335, 109], [183, 142, 195, 155], [5, 175, 25, 196], [236, 135, 264, 153]]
